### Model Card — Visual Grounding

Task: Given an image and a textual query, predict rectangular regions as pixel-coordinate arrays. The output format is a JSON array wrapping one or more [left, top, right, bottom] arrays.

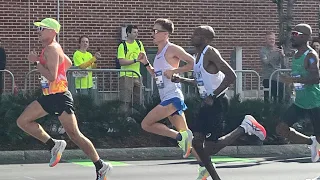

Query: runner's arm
[[178, 76, 197, 86], [37, 46, 59, 82], [292, 53, 320, 85], [209, 48, 236, 96], [64, 54, 72, 69], [171, 45, 194, 74], [138, 52, 155, 77], [145, 64, 155, 77]]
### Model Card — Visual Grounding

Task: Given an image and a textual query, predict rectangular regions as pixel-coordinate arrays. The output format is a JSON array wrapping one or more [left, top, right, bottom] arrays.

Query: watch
[[33, 61, 39, 66], [134, 59, 137, 63]]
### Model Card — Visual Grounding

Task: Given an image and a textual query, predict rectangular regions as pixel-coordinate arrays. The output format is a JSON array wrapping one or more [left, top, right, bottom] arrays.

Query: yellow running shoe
[[178, 129, 193, 158]]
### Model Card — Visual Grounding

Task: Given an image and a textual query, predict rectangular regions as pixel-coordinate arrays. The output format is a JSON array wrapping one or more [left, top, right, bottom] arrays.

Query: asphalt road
[[0, 156, 319, 180]]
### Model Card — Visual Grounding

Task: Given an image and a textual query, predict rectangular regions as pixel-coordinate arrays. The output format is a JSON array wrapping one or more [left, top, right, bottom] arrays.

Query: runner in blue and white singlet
[[153, 42, 184, 103], [137, 18, 195, 160]]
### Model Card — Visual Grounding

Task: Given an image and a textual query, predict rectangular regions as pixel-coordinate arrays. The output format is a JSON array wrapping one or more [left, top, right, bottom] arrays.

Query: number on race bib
[[155, 71, 164, 89], [197, 80, 207, 98], [40, 76, 49, 95], [292, 74, 304, 90]]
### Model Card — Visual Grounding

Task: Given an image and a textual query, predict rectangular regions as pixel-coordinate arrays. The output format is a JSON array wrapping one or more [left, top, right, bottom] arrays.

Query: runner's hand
[[28, 49, 38, 62], [204, 95, 214, 106], [137, 52, 148, 64], [171, 74, 181, 83]]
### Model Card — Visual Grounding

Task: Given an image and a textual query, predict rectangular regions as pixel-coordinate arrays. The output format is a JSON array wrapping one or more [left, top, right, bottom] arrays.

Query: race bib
[[72, 71, 89, 78], [194, 71, 202, 80], [155, 71, 164, 89], [292, 75, 304, 90], [194, 72, 207, 98], [40, 76, 49, 95], [293, 82, 304, 90], [197, 80, 207, 98]]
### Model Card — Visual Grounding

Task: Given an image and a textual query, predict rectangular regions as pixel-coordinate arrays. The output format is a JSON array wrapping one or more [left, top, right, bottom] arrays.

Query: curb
[[0, 144, 311, 164]]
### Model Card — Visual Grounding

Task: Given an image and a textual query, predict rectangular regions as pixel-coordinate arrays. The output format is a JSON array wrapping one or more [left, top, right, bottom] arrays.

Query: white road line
[[24, 177, 36, 180]]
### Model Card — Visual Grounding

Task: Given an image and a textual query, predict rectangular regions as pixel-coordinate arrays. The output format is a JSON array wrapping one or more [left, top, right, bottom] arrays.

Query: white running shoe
[[310, 136, 320, 163], [240, 115, 267, 141], [49, 139, 67, 167], [96, 161, 113, 180]]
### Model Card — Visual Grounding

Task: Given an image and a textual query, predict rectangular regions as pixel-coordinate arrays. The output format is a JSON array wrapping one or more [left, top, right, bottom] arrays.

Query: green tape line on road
[[68, 159, 130, 167], [188, 156, 257, 163], [211, 156, 256, 163]]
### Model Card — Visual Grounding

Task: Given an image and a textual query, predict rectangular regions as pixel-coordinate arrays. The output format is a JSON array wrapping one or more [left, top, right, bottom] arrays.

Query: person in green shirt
[[73, 35, 100, 95], [278, 24, 320, 163], [117, 25, 145, 109]]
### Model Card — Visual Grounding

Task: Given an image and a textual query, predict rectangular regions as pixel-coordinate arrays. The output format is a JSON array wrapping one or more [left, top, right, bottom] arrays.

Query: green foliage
[[0, 90, 56, 149], [72, 94, 143, 143], [225, 95, 289, 144], [184, 94, 289, 144], [0, 91, 306, 150]]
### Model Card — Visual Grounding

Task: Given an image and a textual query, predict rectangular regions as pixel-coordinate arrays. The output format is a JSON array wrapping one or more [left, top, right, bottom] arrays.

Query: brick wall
[[0, 0, 319, 92]]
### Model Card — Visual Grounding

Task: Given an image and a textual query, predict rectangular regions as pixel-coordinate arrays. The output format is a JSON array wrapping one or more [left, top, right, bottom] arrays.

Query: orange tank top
[[39, 47, 68, 95]]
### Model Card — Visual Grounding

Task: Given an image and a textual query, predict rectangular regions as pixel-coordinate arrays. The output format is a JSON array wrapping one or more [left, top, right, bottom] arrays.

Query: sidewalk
[[0, 144, 311, 164]]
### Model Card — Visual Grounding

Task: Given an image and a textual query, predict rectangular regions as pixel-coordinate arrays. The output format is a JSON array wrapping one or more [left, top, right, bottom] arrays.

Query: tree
[[272, 0, 297, 66], [318, 5, 320, 37]]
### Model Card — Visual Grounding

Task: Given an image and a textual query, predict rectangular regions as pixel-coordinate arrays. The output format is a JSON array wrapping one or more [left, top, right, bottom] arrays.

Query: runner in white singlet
[[172, 26, 267, 180], [137, 18, 194, 159]]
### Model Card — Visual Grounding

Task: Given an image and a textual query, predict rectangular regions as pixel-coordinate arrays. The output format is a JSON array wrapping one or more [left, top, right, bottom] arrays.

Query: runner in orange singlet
[[16, 18, 112, 180]]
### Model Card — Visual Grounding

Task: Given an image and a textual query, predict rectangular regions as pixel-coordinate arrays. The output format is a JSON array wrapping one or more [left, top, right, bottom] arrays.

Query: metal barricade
[[234, 70, 261, 99], [181, 70, 261, 99], [24, 68, 144, 106], [268, 69, 291, 102], [180, 71, 196, 97], [24, 69, 40, 93], [0, 69, 15, 94], [67, 68, 143, 106]]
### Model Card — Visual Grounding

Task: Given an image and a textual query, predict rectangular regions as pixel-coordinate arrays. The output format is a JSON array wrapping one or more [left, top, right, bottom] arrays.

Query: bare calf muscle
[[140, 18, 194, 160], [18, 18, 112, 179]]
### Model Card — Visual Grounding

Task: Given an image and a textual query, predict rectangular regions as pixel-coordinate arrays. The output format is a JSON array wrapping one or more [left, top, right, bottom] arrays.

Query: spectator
[[311, 37, 320, 57], [117, 25, 145, 110], [260, 32, 286, 102], [73, 35, 100, 95]]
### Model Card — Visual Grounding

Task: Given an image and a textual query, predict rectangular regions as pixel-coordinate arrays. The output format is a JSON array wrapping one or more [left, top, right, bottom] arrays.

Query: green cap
[[34, 18, 61, 33]]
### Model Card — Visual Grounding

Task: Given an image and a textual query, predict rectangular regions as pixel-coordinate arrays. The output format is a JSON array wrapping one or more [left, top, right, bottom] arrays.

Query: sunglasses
[[291, 31, 304, 37], [37, 26, 51, 32], [152, 29, 167, 34]]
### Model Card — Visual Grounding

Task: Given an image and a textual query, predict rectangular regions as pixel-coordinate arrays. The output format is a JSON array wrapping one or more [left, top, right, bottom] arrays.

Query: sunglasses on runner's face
[[152, 29, 167, 34], [291, 31, 304, 37]]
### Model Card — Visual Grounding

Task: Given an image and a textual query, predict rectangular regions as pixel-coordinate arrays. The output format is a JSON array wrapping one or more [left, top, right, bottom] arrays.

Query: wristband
[[144, 63, 150, 67], [134, 59, 137, 63], [33, 61, 39, 66]]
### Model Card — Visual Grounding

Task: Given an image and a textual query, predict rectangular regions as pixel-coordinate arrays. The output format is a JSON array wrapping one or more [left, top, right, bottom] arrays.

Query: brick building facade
[[0, 0, 319, 92]]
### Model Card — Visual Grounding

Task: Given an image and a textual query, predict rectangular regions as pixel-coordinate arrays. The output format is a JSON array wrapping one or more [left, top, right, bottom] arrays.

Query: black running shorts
[[37, 90, 75, 116], [191, 94, 229, 141]]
